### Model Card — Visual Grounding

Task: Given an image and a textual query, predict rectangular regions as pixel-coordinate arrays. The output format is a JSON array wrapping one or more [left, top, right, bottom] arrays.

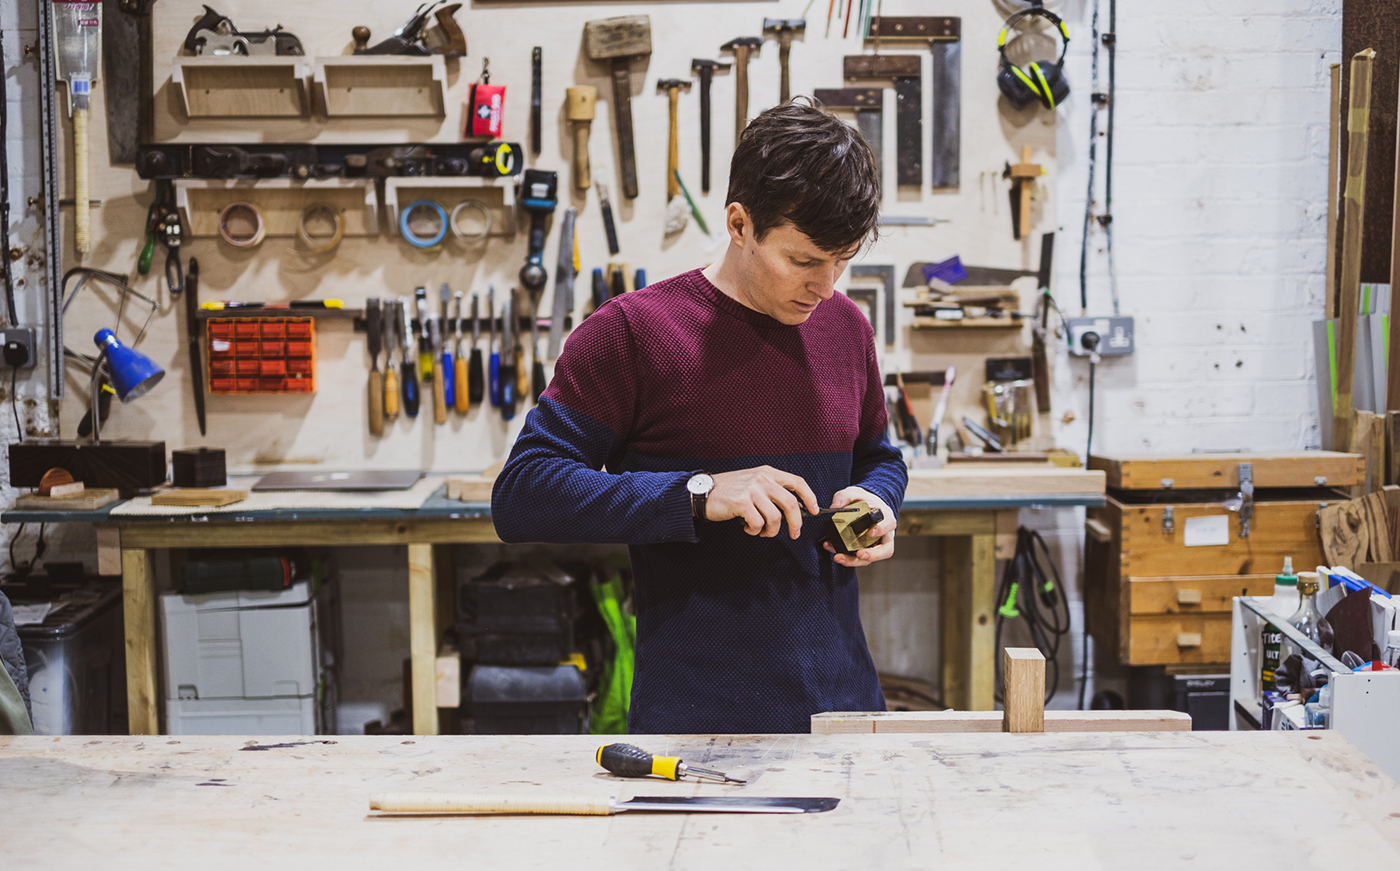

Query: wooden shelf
[[382, 176, 518, 240], [313, 56, 446, 117], [173, 178, 378, 240], [912, 317, 1025, 329], [172, 56, 311, 118]]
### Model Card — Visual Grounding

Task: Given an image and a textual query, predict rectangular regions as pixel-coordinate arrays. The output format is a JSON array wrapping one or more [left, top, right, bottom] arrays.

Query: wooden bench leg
[[942, 533, 997, 711], [408, 543, 439, 736], [121, 548, 160, 735]]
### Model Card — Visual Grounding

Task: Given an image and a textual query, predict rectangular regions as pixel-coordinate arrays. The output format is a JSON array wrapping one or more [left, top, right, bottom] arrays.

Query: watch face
[[687, 473, 714, 496]]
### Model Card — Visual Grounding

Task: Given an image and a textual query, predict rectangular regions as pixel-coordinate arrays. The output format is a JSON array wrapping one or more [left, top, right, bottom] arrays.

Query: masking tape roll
[[400, 199, 448, 249], [297, 203, 345, 253], [218, 202, 266, 248], [450, 199, 493, 243]]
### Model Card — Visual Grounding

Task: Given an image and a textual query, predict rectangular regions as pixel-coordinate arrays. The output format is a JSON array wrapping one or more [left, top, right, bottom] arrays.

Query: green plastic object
[[589, 560, 636, 735]]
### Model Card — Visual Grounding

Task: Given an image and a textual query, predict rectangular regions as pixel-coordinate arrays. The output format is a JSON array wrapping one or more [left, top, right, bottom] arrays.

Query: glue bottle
[[1260, 557, 1299, 694]]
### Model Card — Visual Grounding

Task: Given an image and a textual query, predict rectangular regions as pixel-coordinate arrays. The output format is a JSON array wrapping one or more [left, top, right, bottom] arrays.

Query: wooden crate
[[1084, 451, 1361, 666]]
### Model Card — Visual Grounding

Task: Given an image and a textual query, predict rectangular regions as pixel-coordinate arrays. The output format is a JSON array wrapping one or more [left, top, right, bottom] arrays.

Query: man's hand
[[823, 486, 896, 567], [707, 465, 820, 538]]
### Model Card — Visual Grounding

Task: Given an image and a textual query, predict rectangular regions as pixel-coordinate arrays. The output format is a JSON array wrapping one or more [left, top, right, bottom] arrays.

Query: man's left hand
[[823, 486, 896, 568]]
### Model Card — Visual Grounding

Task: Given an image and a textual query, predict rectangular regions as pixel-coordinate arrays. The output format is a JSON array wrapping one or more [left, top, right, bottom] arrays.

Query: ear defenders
[[997, 5, 1071, 111]]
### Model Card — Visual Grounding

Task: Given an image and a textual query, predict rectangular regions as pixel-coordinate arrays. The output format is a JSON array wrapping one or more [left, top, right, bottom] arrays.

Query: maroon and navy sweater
[[492, 268, 907, 733]]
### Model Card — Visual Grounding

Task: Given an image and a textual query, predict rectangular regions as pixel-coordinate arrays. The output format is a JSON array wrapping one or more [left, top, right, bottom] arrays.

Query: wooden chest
[[1084, 452, 1362, 666]]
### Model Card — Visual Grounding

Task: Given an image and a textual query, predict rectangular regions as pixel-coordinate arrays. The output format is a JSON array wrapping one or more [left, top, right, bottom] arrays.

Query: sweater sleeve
[[491, 301, 700, 545], [849, 332, 908, 521]]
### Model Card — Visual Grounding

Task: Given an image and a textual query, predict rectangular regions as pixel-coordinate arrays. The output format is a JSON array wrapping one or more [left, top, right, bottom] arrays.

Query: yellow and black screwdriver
[[596, 743, 746, 784]]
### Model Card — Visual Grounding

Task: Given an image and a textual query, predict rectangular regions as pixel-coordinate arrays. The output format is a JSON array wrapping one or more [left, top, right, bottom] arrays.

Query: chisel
[[366, 297, 384, 436], [610, 266, 626, 299], [488, 287, 500, 407], [499, 294, 517, 420], [384, 301, 400, 420], [513, 288, 529, 403], [399, 299, 419, 418], [548, 207, 577, 359], [440, 284, 455, 408], [597, 181, 621, 255], [430, 316, 448, 424], [414, 287, 433, 381], [185, 257, 206, 436], [591, 267, 608, 314], [468, 292, 484, 405], [453, 291, 469, 413], [531, 290, 546, 402], [369, 794, 838, 816]]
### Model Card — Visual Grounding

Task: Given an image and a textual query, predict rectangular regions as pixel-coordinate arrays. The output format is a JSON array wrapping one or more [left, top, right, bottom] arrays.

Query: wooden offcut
[[445, 476, 495, 501], [1335, 49, 1377, 450], [811, 709, 1193, 734], [1001, 648, 1045, 733], [13, 488, 119, 511], [150, 489, 248, 507], [1329, 63, 1342, 319]]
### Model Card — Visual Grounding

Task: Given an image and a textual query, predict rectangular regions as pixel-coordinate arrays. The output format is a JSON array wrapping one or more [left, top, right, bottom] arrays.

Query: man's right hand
[[705, 466, 820, 539]]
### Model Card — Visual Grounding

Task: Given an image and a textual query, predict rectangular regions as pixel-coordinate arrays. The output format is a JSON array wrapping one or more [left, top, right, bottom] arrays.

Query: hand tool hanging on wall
[[52, 0, 101, 257], [867, 16, 961, 188], [763, 18, 804, 104], [350, 0, 464, 57], [430, 316, 448, 424], [1030, 233, 1054, 412], [813, 88, 882, 179], [929, 365, 954, 455], [499, 293, 517, 420], [157, 183, 184, 295], [548, 207, 577, 359], [185, 256, 207, 436], [137, 142, 522, 181], [487, 287, 500, 407], [512, 289, 529, 404], [1003, 146, 1043, 240], [584, 16, 652, 200], [597, 743, 747, 784], [103, 0, 155, 164], [530, 47, 543, 156], [183, 5, 304, 56], [690, 59, 729, 194], [597, 181, 620, 255], [519, 170, 558, 297], [397, 299, 419, 418], [138, 179, 163, 274], [383, 301, 400, 420], [366, 298, 385, 436], [565, 86, 596, 190], [453, 291, 469, 413], [414, 287, 433, 380], [844, 54, 921, 187], [657, 79, 692, 234], [468, 292, 483, 406], [591, 267, 608, 313], [720, 36, 762, 146], [439, 285, 454, 413], [673, 171, 708, 235]]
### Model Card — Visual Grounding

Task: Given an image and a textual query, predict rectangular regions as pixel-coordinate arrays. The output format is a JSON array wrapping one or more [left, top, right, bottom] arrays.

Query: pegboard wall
[[55, 0, 1059, 472]]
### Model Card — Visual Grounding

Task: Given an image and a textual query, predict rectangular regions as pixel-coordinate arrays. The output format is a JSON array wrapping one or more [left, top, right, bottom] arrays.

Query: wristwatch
[[687, 473, 714, 520]]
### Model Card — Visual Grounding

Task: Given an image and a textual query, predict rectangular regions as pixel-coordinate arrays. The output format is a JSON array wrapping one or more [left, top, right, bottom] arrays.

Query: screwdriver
[[366, 297, 384, 436], [596, 743, 746, 784], [591, 267, 607, 314], [499, 293, 517, 420], [440, 284, 455, 408], [415, 287, 433, 381], [384, 300, 399, 420], [512, 288, 529, 404], [467, 292, 484, 406], [430, 316, 448, 424], [530, 289, 546, 402], [398, 299, 420, 418], [453, 291, 469, 413], [487, 287, 500, 407]]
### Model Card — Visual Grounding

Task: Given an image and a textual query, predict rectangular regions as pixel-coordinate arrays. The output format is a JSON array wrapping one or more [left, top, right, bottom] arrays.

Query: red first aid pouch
[[466, 83, 506, 139]]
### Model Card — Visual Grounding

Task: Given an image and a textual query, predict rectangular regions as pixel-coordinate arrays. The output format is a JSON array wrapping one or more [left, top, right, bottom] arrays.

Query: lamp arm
[[89, 346, 108, 445]]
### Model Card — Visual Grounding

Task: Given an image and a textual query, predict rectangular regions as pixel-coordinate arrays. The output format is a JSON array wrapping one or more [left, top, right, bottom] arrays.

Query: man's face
[[729, 206, 858, 325]]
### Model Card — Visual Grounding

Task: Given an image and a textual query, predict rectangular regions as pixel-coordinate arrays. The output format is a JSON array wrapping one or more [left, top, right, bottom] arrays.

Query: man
[[492, 100, 907, 734]]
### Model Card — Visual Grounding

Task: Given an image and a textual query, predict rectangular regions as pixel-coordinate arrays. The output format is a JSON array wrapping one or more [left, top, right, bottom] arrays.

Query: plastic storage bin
[[466, 664, 586, 734], [11, 576, 124, 735]]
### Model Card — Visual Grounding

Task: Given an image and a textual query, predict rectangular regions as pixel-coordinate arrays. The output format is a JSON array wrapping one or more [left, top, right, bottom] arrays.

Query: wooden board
[[12, 488, 119, 511], [1089, 451, 1364, 490], [151, 489, 248, 507], [3, 734, 1397, 867], [811, 710, 1192, 734], [905, 466, 1105, 499]]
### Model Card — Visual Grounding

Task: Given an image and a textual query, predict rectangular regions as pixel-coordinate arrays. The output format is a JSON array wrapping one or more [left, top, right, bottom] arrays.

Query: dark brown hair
[[726, 98, 881, 255]]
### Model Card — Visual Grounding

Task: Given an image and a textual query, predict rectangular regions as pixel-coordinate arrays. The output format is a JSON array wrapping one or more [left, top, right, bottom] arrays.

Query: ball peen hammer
[[656, 78, 692, 201], [691, 59, 729, 194], [763, 18, 805, 104], [721, 36, 762, 146]]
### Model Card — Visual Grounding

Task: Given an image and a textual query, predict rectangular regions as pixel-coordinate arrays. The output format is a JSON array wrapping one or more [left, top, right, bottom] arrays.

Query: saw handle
[[73, 105, 90, 256], [597, 743, 680, 781], [370, 793, 612, 816]]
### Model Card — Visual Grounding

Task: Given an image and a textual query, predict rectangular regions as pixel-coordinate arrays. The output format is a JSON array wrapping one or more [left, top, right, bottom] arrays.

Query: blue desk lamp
[[90, 328, 163, 442]]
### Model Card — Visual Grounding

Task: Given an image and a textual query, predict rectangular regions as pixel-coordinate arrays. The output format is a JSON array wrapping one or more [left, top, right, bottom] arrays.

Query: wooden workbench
[[2, 466, 1104, 735], [2, 731, 1396, 868]]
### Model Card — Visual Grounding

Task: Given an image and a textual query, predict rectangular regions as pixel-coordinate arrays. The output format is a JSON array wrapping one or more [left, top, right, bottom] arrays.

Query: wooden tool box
[[1084, 452, 1363, 666]]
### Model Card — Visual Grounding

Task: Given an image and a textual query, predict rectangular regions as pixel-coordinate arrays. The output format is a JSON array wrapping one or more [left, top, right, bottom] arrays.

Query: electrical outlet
[[0, 328, 35, 368], [1067, 316, 1134, 357]]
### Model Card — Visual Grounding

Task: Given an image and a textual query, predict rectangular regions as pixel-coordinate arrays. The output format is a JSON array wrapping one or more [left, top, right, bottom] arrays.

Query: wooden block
[[150, 489, 248, 507], [444, 477, 494, 502], [1002, 648, 1045, 733], [1319, 499, 1369, 566], [407, 544, 439, 736], [47, 481, 85, 498], [994, 510, 1018, 560], [1360, 492, 1394, 562], [1176, 589, 1203, 606], [436, 644, 460, 709], [583, 15, 652, 59], [812, 709, 1193, 734], [13, 489, 120, 511]]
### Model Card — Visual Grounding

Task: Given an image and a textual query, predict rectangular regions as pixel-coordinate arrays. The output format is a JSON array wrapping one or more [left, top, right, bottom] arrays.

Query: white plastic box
[[166, 695, 319, 735]]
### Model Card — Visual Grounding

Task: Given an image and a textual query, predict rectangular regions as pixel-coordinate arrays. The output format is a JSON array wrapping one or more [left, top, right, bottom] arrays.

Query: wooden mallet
[[565, 86, 597, 190], [584, 16, 652, 200]]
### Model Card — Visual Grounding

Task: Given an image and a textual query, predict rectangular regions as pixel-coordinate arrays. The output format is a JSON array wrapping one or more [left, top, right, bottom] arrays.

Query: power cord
[[994, 527, 1072, 706], [9, 365, 19, 440], [7, 523, 47, 579]]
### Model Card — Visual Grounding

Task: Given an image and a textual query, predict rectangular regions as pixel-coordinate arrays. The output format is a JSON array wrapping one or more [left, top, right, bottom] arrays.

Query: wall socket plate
[[1066, 316, 1134, 357], [0, 328, 37, 368]]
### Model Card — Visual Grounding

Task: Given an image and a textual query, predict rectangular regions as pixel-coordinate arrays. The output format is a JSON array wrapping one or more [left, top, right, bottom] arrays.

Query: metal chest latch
[[1237, 463, 1254, 538], [1162, 506, 1175, 535]]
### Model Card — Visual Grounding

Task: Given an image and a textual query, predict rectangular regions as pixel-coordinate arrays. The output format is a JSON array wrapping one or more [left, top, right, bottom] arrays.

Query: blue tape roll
[[400, 200, 448, 249]]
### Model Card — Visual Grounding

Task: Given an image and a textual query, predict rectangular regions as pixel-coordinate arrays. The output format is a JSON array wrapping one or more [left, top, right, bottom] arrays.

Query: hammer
[[584, 16, 653, 200], [565, 86, 597, 190], [657, 79, 692, 203], [721, 36, 762, 146], [691, 59, 729, 194], [763, 18, 805, 104]]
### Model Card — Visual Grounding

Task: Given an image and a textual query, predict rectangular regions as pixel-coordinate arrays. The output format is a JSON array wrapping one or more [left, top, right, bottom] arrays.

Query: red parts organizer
[[207, 318, 316, 394]]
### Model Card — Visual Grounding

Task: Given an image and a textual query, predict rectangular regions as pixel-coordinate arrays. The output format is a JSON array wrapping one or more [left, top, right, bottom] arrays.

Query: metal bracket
[[1237, 463, 1254, 538], [1162, 506, 1175, 536]]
